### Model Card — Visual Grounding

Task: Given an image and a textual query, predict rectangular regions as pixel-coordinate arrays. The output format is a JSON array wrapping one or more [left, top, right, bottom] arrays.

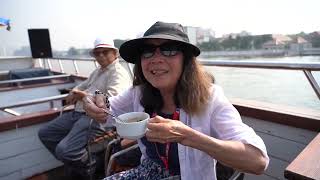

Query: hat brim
[[119, 34, 200, 64]]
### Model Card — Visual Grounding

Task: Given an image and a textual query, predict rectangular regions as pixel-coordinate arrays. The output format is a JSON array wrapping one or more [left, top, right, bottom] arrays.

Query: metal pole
[[58, 59, 65, 73], [47, 58, 52, 70], [73, 59, 79, 75], [94, 61, 99, 68], [38, 58, 43, 68], [303, 70, 320, 100], [49, 101, 54, 109]]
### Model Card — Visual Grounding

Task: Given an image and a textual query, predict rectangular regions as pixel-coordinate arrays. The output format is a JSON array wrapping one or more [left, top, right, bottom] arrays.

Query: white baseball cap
[[93, 38, 118, 50]]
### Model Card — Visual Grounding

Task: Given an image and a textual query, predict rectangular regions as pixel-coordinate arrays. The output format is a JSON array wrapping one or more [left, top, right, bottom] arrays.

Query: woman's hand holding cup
[[146, 116, 194, 145]]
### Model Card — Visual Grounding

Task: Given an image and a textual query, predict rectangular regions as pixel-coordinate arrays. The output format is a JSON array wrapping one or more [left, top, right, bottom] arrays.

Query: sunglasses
[[93, 49, 111, 57], [140, 42, 182, 59]]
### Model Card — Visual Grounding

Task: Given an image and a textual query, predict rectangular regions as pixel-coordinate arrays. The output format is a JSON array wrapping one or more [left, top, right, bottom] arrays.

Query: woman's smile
[[150, 68, 169, 76]]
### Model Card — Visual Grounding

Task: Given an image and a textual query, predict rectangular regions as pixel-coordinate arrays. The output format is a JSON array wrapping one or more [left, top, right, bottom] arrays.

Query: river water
[[202, 56, 320, 112]]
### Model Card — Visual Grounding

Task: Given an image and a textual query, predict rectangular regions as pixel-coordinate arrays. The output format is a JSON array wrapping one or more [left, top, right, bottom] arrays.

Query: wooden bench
[[284, 133, 320, 180]]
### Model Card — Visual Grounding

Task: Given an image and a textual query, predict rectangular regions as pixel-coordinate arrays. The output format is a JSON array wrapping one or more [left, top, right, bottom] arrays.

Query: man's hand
[[72, 89, 87, 99], [65, 89, 87, 105], [65, 93, 77, 105]]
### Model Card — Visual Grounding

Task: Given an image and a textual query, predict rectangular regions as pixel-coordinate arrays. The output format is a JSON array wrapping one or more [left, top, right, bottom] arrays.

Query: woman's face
[[140, 39, 184, 92]]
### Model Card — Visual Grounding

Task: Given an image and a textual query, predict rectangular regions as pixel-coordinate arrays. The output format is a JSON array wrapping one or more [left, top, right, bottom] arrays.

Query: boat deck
[[242, 116, 317, 180]]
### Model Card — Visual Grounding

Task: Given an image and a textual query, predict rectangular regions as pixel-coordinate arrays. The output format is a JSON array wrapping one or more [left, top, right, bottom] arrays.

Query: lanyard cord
[[152, 108, 180, 171]]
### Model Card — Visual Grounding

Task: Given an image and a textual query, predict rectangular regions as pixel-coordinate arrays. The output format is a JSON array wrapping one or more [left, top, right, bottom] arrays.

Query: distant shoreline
[[199, 48, 320, 58]]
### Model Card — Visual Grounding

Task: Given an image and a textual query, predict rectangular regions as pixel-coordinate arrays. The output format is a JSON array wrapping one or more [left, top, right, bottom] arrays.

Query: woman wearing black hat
[[84, 21, 269, 180]]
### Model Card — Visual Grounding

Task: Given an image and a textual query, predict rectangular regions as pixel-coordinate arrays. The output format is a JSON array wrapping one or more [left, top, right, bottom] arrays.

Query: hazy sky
[[1, 0, 320, 52]]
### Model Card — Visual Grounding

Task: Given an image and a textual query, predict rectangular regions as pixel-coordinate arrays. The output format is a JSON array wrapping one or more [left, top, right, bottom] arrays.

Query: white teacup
[[115, 112, 150, 140]]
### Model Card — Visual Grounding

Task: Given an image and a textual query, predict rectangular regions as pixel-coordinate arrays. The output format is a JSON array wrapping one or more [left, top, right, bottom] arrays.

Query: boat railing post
[[58, 59, 65, 73], [47, 58, 52, 70], [38, 58, 43, 68], [73, 59, 79, 75], [126, 62, 134, 80], [303, 70, 320, 100], [49, 101, 54, 109], [43, 58, 48, 69], [94, 60, 99, 68]]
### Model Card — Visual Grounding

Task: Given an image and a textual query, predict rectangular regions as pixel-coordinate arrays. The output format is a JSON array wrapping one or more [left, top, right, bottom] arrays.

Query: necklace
[[152, 108, 180, 171]]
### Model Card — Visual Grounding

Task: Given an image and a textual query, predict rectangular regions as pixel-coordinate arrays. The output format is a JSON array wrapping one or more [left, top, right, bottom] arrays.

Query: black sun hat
[[119, 21, 201, 64]]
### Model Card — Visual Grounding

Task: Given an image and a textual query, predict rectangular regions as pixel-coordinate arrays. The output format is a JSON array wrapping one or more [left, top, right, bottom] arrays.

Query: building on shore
[[184, 26, 215, 45]]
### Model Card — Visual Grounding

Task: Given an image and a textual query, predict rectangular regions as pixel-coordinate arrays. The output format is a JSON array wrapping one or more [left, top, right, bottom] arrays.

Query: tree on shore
[[67, 47, 79, 56], [198, 40, 222, 51], [309, 32, 320, 47], [198, 34, 272, 51], [114, 39, 127, 49]]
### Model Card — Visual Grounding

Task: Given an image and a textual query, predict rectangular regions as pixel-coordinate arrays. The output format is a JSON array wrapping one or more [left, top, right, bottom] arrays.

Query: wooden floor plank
[[241, 116, 316, 163], [256, 132, 307, 162], [243, 117, 317, 144], [245, 173, 279, 180], [265, 157, 289, 180], [241, 116, 317, 179]]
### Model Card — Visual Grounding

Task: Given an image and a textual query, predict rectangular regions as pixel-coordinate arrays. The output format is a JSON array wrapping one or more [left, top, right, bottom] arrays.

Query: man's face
[[92, 48, 117, 68]]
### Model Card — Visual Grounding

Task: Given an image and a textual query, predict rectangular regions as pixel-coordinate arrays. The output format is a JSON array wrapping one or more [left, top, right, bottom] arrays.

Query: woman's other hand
[[146, 116, 194, 145], [83, 94, 108, 123]]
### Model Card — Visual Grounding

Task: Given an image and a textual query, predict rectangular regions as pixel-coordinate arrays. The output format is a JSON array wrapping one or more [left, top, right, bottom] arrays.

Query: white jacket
[[107, 84, 269, 180]]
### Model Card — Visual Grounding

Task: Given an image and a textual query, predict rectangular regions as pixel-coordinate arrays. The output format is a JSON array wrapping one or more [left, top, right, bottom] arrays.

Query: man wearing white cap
[[38, 38, 131, 179]]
